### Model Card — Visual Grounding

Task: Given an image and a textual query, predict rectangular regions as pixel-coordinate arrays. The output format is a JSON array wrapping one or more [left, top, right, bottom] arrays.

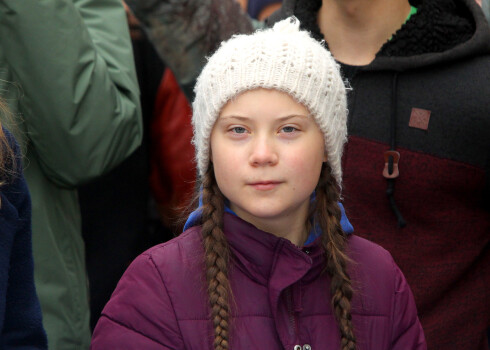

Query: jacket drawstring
[[383, 73, 406, 228]]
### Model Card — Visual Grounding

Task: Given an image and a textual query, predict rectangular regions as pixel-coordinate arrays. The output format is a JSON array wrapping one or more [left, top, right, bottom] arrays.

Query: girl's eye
[[230, 126, 247, 134], [281, 126, 298, 133]]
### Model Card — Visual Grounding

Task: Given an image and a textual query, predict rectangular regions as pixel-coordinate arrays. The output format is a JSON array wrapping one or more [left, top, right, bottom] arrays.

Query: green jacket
[[0, 0, 142, 348]]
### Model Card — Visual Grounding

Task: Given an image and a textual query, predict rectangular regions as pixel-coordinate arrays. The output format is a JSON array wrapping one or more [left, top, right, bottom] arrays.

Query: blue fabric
[[183, 192, 354, 241], [0, 128, 47, 349], [247, 0, 281, 19]]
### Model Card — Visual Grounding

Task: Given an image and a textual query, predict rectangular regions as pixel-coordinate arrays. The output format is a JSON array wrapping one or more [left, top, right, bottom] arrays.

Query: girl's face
[[210, 88, 326, 232]]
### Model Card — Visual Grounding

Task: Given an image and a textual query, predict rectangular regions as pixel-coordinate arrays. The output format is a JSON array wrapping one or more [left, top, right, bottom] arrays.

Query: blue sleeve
[[0, 129, 47, 349]]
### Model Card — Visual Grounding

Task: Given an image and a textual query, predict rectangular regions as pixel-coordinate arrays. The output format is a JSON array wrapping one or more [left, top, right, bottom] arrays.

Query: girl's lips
[[249, 181, 281, 191]]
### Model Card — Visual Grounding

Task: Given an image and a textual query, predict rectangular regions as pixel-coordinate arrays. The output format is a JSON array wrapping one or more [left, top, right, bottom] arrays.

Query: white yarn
[[192, 17, 348, 187]]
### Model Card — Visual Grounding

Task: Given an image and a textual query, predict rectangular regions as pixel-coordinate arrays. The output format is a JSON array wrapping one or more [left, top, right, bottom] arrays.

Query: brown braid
[[198, 163, 354, 349], [314, 163, 357, 350], [0, 99, 17, 208], [201, 166, 232, 350]]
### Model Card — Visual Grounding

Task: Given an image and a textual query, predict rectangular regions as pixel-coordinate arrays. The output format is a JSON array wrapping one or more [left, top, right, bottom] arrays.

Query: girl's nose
[[249, 136, 278, 166]]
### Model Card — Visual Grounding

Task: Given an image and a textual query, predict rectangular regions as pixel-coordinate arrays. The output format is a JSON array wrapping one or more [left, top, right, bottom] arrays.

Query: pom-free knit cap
[[192, 17, 348, 186]]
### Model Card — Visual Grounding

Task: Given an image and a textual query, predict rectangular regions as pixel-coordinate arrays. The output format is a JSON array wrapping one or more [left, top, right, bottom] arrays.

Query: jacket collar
[[183, 197, 354, 235], [223, 213, 325, 288]]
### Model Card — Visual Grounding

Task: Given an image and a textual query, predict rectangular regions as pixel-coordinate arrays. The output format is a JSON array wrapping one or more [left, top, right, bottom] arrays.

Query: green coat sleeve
[[125, 0, 258, 100], [0, 0, 142, 188]]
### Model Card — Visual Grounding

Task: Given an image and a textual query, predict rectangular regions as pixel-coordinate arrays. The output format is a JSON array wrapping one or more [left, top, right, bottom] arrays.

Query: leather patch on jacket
[[409, 108, 431, 130]]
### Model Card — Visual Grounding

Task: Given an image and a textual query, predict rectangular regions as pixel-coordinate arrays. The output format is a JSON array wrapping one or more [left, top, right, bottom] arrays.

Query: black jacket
[[269, 1, 490, 349]]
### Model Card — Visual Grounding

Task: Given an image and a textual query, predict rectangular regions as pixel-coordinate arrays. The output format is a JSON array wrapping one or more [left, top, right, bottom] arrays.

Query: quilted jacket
[[124, 0, 490, 347], [91, 213, 426, 349]]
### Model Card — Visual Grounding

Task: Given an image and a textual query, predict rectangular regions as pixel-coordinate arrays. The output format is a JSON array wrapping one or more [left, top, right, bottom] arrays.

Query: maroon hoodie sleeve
[[90, 252, 184, 349], [390, 261, 427, 349]]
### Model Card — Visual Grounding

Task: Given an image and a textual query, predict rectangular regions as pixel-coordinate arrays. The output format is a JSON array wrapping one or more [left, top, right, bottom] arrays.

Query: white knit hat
[[192, 17, 347, 186]]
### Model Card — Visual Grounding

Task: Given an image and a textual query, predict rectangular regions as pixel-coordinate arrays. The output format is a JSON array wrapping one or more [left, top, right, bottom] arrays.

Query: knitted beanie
[[192, 17, 347, 186]]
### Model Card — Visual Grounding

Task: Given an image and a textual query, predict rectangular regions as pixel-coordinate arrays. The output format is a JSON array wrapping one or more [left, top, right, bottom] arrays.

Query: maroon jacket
[[91, 213, 426, 349]]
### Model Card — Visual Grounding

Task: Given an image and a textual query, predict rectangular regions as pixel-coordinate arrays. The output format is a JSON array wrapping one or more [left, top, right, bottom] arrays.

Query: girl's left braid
[[201, 166, 231, 350], [315, 163, 356, 350]]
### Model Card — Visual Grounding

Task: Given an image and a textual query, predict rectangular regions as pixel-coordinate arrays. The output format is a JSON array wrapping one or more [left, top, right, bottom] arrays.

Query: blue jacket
[[0, 128, 47, 349]]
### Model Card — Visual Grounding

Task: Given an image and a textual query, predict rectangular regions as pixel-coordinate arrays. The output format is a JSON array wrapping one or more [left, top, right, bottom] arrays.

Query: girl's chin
[[235, 207, 292, 223]]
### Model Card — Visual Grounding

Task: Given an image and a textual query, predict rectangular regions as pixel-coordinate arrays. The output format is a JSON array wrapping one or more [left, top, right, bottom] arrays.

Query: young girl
[[91, 18, 426, 350]]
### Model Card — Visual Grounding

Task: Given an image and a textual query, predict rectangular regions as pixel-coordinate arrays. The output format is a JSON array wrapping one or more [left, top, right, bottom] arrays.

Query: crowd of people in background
[[0, 0, 488, 349]]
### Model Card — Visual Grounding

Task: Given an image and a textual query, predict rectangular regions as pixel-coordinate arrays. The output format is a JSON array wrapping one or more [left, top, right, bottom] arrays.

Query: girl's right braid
[[201, 167, 231, 350], [315, 163, 357, 350]]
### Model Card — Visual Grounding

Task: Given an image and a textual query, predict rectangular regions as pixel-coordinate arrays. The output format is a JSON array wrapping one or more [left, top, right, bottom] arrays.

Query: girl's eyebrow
[[218, 115, 250, 121], [219, 114, 309, 121], [277, 114, 310, 121]]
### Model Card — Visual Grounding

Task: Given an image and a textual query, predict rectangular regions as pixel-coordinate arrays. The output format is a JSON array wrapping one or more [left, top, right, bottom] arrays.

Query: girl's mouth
[[249, 181, 282, 191]]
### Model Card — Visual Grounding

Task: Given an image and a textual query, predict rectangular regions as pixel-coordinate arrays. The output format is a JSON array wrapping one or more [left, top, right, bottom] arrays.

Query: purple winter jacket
[[91, 213, 426, 349]]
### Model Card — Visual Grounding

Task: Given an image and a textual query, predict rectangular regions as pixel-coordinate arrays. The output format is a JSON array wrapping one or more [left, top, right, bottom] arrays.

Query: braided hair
[[200, 166, 231, 350], [315, 162, 356, 350], [199, 163, 356, 349]]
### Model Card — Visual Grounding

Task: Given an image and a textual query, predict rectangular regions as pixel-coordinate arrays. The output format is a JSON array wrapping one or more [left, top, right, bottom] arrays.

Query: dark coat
[[91, 213, 426, 349], [269, 0, 490, 348], [0, 128, 47, 349]]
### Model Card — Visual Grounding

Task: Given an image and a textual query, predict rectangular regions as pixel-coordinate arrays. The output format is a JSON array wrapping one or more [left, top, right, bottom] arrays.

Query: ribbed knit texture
[[192, 17, 348, 186]]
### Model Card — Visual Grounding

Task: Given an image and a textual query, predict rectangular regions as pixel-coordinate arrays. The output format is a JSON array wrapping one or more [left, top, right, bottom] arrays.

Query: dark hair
[[198, 162, 356, 349]]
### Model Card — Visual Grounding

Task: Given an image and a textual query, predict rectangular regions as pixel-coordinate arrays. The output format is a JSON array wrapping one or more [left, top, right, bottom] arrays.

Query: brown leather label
[[409, 108, 431, 130]]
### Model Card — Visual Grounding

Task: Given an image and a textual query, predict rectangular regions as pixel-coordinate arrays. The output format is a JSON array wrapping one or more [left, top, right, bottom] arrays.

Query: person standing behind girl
[[91, 18, 426, 350], [0, 103, 47, 349]]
